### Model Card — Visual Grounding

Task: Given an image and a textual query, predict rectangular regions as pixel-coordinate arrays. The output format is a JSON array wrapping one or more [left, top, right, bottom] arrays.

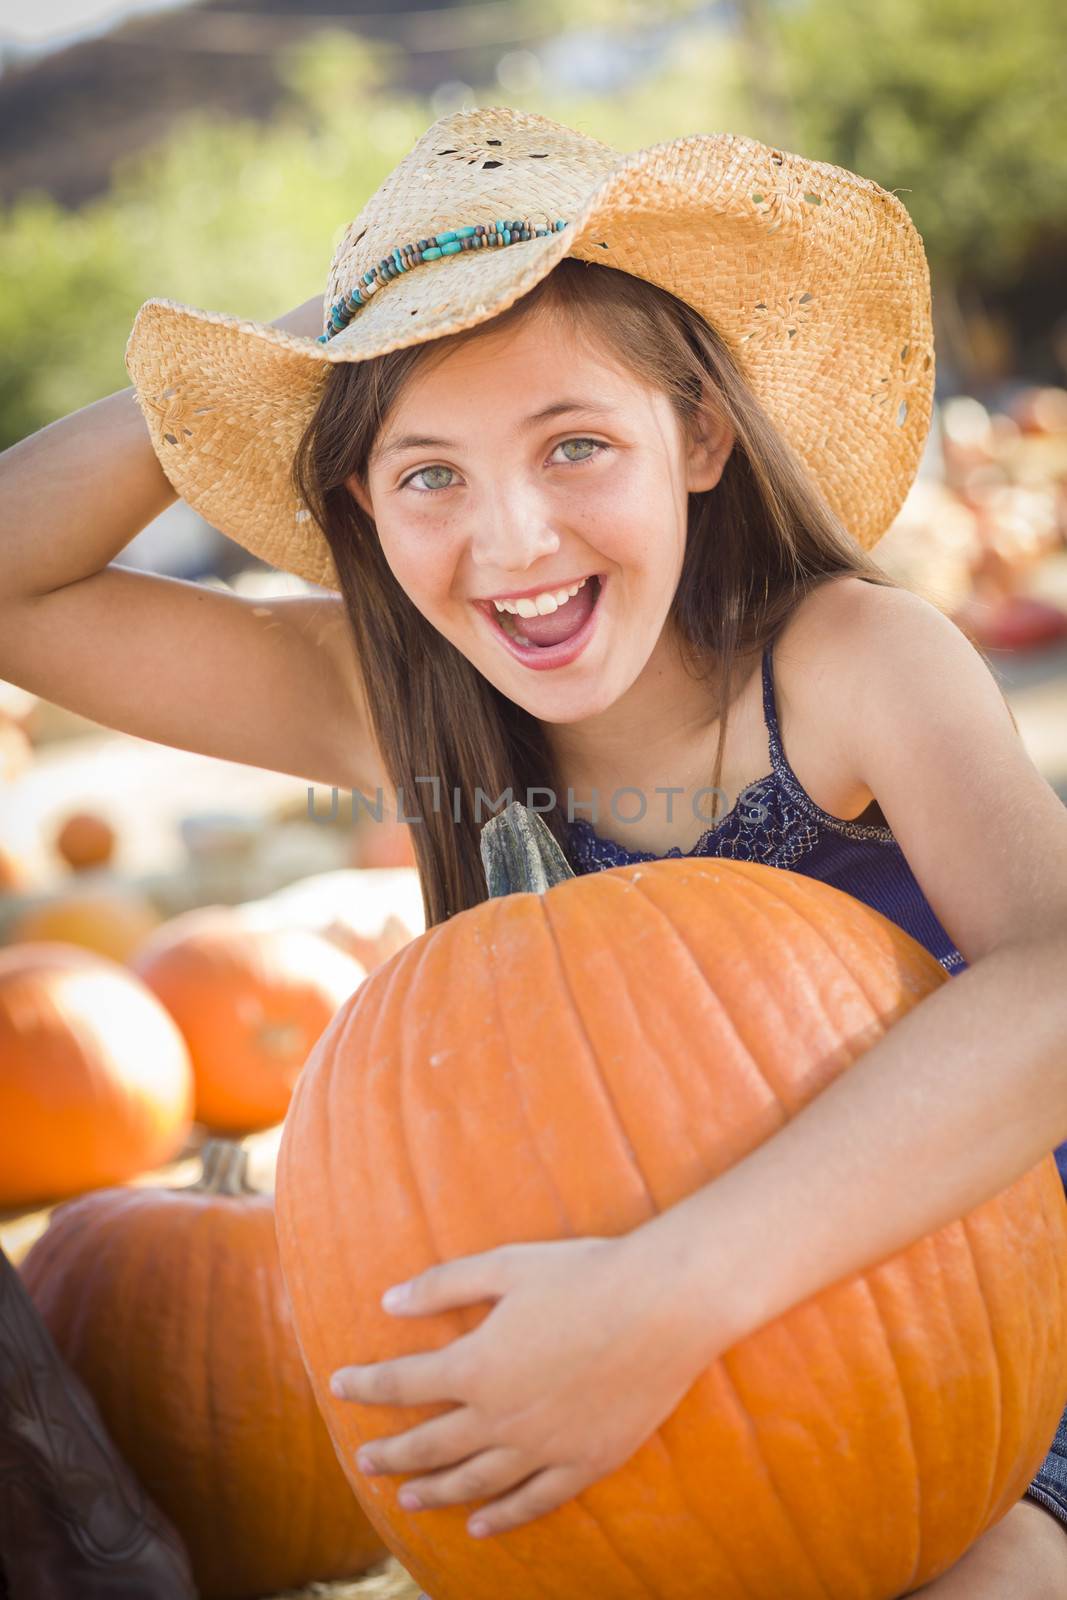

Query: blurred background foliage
[[1, 0, 1065, 449]]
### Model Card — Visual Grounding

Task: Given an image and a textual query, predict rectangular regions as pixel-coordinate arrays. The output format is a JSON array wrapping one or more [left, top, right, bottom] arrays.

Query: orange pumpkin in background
[[7, 884, 162, 960], [0, 943, 193, 1206], [54, 809, 117, 871], [19, 1140, 389, 1599], [130, 909, 365, 1132], [275, 804, 1067, 1600]]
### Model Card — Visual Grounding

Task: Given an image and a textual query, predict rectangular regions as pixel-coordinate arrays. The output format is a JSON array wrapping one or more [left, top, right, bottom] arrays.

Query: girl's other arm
[[621, 578, 1067, 1355], [0, 298, 385, 794]]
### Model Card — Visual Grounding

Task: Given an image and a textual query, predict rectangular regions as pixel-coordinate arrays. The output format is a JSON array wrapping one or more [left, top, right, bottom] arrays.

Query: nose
[[468, 479, 561, 577]]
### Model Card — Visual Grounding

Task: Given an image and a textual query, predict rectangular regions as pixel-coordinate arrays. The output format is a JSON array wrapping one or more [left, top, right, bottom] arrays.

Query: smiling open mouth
[[493, 575, 601, 649]]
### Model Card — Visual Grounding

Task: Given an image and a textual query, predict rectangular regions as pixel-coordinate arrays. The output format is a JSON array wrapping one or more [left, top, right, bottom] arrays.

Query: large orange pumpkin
[[0, 943, 194, 1205], [130, 909, 365, 1132], [19, 1139, 389, 1599], [275, 804, 1067, 1600]]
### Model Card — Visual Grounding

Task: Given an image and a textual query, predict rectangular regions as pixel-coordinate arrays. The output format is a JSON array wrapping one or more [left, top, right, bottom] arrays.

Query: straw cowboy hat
[[125, 105, 934, 589]]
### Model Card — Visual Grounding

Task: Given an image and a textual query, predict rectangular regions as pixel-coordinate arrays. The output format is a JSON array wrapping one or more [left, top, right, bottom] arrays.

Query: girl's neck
[[547, 635, 763, 853]]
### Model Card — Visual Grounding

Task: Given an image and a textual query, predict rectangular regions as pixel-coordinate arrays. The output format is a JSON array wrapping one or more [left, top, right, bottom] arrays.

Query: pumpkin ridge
[[119, 1193, 181, 1464], [275, 1088, 339, 1563], [401, 917, 453, 1260], [959, 1171, 1067, 1526], [761, 1303, 882, 1594], [705, 866, 899, 1107], [860, 1274, 924, 1587], [603, 865, 797, 1135], [571, 1491, 668, 1600], [628, 866, 806, 1124], [716, 1347, 836, 1598], [539, 883, 662, 1213], [531, 889, 655, 1222], [740, 858, 945, 1009], [493, 899, 583, 1236], [256, 1196, 293, 1563], [956, 1211, 1015, 1516], [1035, 1175, 1067, 1454], [732, 864, 890, 1018], [815, 1287, 919, 1587], [200, 1199, 226, 1572]]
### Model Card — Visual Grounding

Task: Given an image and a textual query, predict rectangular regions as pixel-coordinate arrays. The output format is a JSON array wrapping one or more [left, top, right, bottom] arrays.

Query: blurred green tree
[[2, 0, 1062, 447], [0, 33, 428, 448], [779, 0, 1067, 282]]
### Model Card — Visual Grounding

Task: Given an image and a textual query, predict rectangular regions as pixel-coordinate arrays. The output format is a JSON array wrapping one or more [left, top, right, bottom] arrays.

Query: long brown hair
[[291, 259, 934, 928]]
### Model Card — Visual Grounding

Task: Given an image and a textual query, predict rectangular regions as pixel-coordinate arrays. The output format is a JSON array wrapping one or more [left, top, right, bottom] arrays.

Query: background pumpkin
[[130, 908, 366, 1132], [0, 942, 194, 1206], [7, 883, 163, 960], [54, 809, 117, 871], [275, 806, 1067, 1600], [18, 1139, 390, 1600]]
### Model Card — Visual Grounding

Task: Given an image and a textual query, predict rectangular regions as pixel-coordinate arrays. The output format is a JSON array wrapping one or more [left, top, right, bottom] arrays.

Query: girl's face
[[347, 308, 732, 724]]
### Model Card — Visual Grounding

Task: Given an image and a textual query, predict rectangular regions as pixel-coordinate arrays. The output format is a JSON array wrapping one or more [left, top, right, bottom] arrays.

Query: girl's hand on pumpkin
[[328, 1235, 712, 1540]]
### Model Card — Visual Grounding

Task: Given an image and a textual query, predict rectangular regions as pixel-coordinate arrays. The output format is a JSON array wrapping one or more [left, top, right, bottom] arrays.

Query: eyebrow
[[372, 399, 621, 464]]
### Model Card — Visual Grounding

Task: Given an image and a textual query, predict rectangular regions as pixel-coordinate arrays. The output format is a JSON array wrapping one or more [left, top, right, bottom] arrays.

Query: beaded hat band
[[125, 106, 934, 587], [321, 219, 570, 343]]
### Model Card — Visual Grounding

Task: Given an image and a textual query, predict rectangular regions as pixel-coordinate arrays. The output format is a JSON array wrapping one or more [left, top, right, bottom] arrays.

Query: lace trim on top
[[759, 637, 896, 843], [566, 638, 897, 868]]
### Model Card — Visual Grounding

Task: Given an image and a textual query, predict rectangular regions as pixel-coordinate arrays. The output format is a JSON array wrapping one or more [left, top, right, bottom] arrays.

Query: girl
[[3, 108, 1066, 1597]]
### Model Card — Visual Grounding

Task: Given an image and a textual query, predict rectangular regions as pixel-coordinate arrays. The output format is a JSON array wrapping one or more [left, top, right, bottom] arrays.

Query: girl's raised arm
[[0, 300, 385, 796]]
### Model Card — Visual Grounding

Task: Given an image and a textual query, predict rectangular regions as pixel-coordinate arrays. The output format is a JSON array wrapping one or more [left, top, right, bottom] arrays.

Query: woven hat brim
[[126, 130, 934, 586]]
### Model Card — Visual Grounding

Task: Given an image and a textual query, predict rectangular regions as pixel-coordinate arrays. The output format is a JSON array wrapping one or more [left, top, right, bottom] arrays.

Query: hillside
[[0, 0, 537, 209]]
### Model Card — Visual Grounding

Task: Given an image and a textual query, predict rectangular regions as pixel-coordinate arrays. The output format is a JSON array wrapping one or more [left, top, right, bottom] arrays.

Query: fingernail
[[468, 1518, 490, 1538], [398, 1488, 422, 1510], [382, 1283, 411, 1310]]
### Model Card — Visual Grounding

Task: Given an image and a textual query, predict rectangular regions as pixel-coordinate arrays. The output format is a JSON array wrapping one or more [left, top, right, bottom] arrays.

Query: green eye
[[558, 438, 600, 462], [416, 465, 454, 490]]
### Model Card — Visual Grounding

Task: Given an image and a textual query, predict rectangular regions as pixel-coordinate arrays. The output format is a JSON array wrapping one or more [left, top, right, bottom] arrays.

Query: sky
[[0, 0, 193, 57]]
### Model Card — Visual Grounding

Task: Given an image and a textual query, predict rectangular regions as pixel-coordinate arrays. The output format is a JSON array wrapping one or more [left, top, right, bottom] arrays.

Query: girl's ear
[[685, 402, 735, 494], [344, 470, 374, 520]]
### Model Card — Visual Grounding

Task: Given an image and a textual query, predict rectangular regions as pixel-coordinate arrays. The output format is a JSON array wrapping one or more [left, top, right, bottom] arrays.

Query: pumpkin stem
[[479, 801, 577, 898], [190, 1139, 258, 1196]]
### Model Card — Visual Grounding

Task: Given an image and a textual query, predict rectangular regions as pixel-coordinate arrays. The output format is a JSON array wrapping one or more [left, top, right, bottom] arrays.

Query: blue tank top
[[564, 636, 1067, 1191]]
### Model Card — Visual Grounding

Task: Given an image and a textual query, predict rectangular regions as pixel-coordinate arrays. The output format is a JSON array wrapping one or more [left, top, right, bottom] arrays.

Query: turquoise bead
[[437, 230, 457, 244], [421, 246, 443, 260], [441, 240, 462, 255], [456, 226, 476, 239]]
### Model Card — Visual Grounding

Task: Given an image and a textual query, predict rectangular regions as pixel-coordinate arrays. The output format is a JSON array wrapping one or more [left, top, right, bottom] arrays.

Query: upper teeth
[[492, 577, 589, 618]]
